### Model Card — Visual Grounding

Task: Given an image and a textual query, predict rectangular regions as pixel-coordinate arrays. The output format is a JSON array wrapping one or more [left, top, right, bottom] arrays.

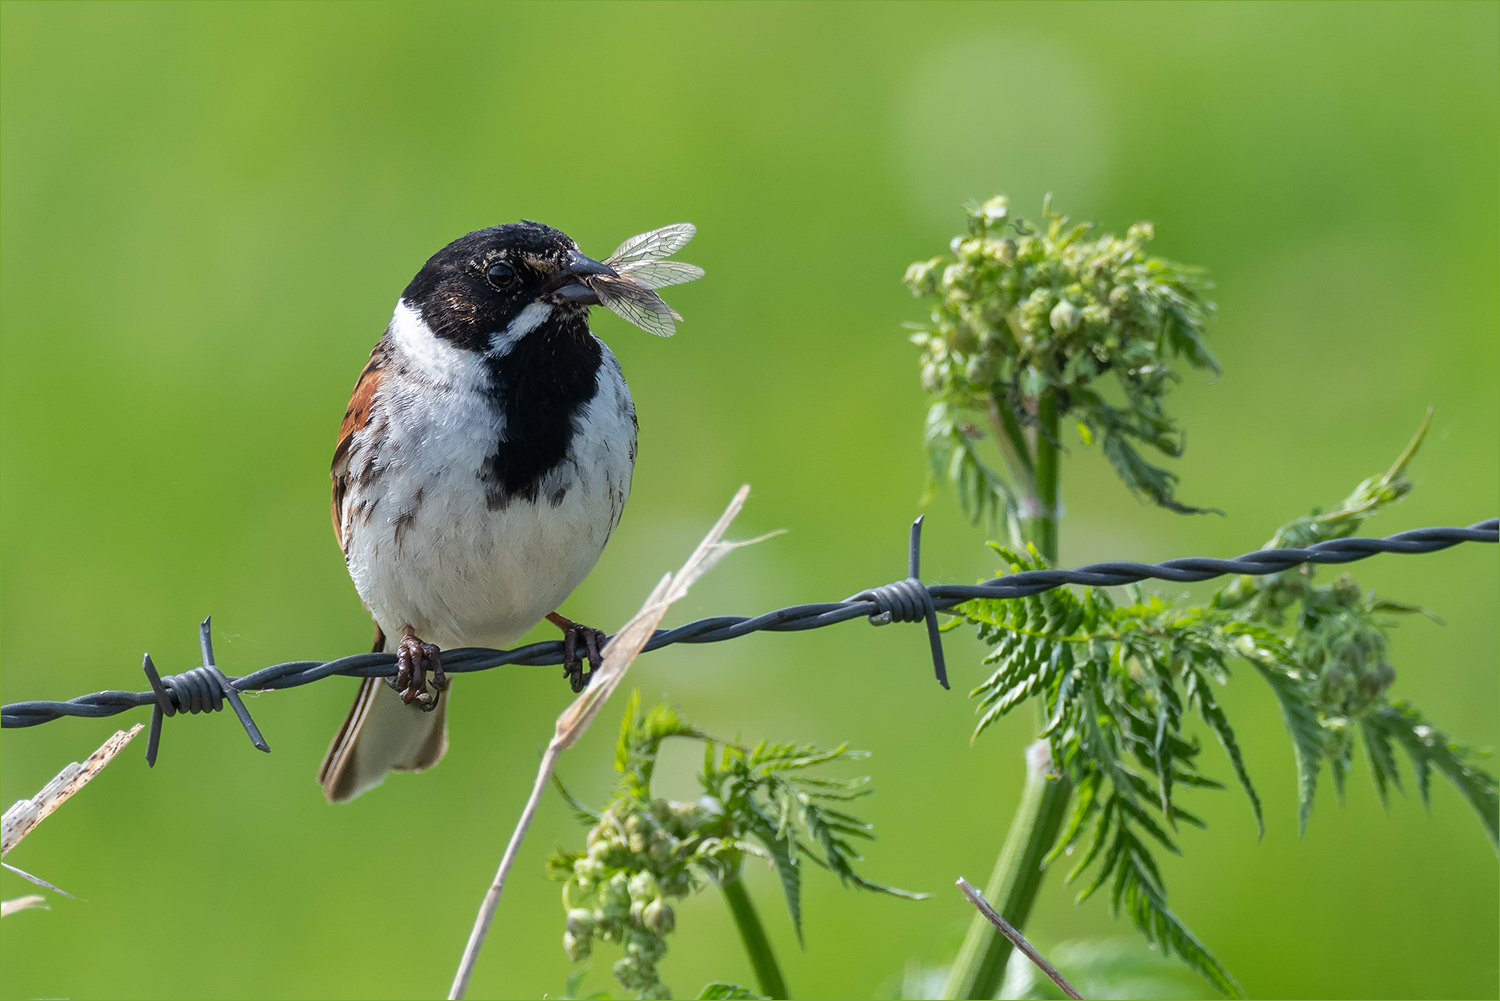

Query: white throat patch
[[489, 302, 553, 357], [389, 300, 488, 388]]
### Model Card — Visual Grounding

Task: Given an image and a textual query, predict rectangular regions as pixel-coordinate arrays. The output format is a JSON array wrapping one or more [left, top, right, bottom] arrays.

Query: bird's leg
[[547, 612, 606, 693], [392, 626, 444, 711]]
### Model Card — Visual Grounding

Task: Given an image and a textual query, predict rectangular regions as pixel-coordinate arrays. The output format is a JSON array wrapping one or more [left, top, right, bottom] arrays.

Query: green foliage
[[923, 402, 1022, 536], [953, 429, 1498, 996], [964, 548, 1247, 998], [1210, 413, 1497, 841], [698, 733, 928, 944], [908, 195, 1219, 534], [549, 692, 920, 999]]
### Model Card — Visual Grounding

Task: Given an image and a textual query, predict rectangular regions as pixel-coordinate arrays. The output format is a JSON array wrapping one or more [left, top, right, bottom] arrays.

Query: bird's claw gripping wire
[[389, 628, 445, 711], [548, 612, 605, 693]]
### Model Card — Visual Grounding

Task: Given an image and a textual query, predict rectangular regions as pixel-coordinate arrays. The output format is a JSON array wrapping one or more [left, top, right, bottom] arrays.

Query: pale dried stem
[[3, 725, 143, 858], [955, 876, 1084, 1000], [1, 894, 48, 917], [2, 724, 144, 906]]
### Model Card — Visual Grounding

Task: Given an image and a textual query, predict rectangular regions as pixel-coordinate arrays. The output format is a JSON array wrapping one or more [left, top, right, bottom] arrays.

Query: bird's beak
[[545, 252, 616, 306]]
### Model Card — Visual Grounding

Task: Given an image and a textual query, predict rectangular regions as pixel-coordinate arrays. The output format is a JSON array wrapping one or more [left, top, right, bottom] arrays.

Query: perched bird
[[319, 220, 702, 802]]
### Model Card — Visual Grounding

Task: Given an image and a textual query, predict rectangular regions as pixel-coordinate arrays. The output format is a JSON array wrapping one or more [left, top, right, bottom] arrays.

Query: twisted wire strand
[[2, 518, 1494, 739]]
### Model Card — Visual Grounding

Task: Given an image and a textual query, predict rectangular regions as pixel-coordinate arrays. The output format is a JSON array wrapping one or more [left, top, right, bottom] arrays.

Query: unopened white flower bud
[[566, 908, 596, 937], [628, 871, 660, 900], [975, 195, 1009, 228], [1050, 300, 1081, 333], [564, 930, 592, 961], [644, 898, 675, 933]]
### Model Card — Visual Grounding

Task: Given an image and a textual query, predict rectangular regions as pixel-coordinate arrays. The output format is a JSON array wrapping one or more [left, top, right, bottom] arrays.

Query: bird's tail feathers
[[318, 627, 449, 803]]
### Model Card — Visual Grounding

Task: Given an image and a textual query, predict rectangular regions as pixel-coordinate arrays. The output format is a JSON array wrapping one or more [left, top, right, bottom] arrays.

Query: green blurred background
[[2, 3, 1496, 998]]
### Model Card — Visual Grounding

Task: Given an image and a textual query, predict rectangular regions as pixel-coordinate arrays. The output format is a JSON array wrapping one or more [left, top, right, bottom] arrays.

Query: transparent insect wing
[[593, 276, 679, 337], [614, 260, 705, 291], [588, 222, 700, 335], [603, 223, 698, 270]]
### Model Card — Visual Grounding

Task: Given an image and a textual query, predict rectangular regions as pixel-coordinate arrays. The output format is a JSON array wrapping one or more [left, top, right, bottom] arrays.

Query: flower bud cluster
[[906, 195, 1216, 422], [907, 195, 1221, 519], [1295, 575, 1399, 716], [554, 795, 729, 1000]]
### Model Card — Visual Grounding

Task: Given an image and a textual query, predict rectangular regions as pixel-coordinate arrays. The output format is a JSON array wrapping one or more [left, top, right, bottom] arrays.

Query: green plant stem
[[1024, 393, 1060, 562], [721, 874, 789, 999], [945, 391, 1072, 1000], [987, 393, 1035, 489], [943, 746, 1072, 998]]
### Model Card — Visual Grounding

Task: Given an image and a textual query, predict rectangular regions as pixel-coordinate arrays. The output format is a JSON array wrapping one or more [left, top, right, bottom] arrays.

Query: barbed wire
[[2, 517, 1494, 765]]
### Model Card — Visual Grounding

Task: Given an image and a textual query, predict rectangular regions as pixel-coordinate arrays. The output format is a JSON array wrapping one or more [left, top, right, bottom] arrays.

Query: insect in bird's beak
[[545, 252, 618, 306], [570, 223, 705, 337]]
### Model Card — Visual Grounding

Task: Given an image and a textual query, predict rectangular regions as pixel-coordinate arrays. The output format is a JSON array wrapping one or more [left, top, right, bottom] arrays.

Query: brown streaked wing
[[330, 349, 387, 552]]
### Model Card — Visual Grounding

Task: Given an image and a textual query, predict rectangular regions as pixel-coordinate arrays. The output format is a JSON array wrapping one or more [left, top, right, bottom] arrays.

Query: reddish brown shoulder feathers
[[330, 348, 387, 551]]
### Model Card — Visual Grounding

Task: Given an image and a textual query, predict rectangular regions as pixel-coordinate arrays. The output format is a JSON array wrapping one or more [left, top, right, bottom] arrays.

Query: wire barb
[[3, 518, 1494, 749], [139, 617, 270, 766], [848, 516, 949, 688]]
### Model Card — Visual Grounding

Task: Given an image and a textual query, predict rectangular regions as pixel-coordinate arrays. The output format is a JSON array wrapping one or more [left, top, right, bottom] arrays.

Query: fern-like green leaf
[[950, 436, 1497, 996], [745, 807, 804, 945], [1360, 716, 1402, 810], [924, 401, 1020, 534], [557, 694, 923, 998], [1371, 703, 1499, 850], [1117, 865, 1244, 1000], [1187, 665, 1264, 836], [551, 773, 603, 824], [1231, 625, 1324, 835]]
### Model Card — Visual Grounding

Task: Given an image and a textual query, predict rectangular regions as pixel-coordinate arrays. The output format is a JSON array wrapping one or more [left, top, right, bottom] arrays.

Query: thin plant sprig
[[549, 692, 925, 1000]]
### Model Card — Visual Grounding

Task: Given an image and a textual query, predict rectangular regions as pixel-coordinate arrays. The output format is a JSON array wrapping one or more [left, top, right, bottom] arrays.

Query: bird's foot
[[547, 612, 606, 694], [390, 627, 445, 711]]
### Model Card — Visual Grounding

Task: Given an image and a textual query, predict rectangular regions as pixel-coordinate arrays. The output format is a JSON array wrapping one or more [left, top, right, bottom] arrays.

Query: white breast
[[340, 304, 636, 650]]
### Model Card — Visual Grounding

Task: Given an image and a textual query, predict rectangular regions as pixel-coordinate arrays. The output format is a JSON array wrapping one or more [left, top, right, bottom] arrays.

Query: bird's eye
[[485, 262, 516, 289]]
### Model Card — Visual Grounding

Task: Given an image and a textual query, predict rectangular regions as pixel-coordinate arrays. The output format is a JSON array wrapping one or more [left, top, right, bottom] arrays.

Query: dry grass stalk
[[956, 876, 1084, 1000], [2, 724, 144, 911], [2, 725, 143, 859], [1, 894, 48, 917]]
